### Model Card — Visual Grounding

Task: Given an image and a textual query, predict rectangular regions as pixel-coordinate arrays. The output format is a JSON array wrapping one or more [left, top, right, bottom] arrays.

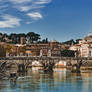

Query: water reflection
[[0, 68, 92, 92]]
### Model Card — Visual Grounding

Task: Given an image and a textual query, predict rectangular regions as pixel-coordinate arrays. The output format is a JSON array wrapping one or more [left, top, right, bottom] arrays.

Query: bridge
[[0, 56, 92, 75]]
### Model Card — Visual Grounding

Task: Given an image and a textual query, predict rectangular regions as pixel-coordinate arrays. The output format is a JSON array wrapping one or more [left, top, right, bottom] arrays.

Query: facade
[[0, 44, 6, 57], [25, 44, 40, 56], [25, 40, 61, 57], [20, 37, 25, 45], [25, 44, 49, 56], [80, 42, 92, 57], [79, 34, 92, 57], [49, 40, 61, 56], [69, 33, 92, 57]]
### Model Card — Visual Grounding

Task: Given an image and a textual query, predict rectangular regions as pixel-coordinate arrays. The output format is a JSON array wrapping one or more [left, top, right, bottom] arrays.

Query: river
[[0, 68, 92, 92]]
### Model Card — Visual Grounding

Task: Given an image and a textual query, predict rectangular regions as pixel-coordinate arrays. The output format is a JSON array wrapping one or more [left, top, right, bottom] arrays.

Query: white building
[[69, 33, 92, 57]]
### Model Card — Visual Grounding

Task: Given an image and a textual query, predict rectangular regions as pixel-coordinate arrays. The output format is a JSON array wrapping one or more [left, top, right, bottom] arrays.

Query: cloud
[[26, 21, 35, 24], [9, 0, 52, 12], [19, 6, 31, 12], [0, 0, 52, 28], [16, 5, 45, 12], [27, 12, 43, 20], [0, 14, 21, 28], [34, 0, 52, 4], [9, 0, 32, 4]]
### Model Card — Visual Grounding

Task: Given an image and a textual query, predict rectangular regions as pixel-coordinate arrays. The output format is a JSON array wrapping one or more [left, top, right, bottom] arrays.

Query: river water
[[0, 68, 92, 92]]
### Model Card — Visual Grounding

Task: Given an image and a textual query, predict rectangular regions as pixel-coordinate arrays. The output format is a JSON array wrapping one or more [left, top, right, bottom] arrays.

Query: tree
[[2, 33, 8, 42], [9, 33, 17, 44], [41, 38, 48, 43], [0, 32, 42, 44], [0, 32, 2, 36], [61, 50, 75, 57], [62, 39, 75, 45], [17, 33, 26, 44], [75, 39, 82, 44], [27, 32, 40, 43], [46, 38, 48, 43]]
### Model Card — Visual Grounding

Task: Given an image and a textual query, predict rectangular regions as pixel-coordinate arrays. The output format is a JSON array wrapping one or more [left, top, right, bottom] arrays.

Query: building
[[25, 40, 61, 57], [79, 34, 92, 57], [20, 37, 25, 45], [69, 33, 92, 57], [3, 40, 61, 57], [79, 42, 92, 57], [0, 44, 6, 57], [25, 44, 40, 56], [49, 40, 61, 56]]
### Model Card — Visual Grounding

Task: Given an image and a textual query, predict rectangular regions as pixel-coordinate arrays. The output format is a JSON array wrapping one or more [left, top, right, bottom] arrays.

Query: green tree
[[2, 33, 8, 42], [17, 33, 26, 44], [61, 50, 75, 57], [75, 39, 82, 44], [9, 33, 17, 44], [62, 39, 75, 45], [27, 32, 40, 43], [41, 38, 48, 43]]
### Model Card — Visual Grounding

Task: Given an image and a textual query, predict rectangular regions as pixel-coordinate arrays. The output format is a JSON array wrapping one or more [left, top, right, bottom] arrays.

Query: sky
[[0, 0, 92, 42]]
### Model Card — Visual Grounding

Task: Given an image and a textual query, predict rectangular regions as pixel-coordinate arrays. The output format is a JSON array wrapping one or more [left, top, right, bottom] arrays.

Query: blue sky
[[0, 0, 92, 42]]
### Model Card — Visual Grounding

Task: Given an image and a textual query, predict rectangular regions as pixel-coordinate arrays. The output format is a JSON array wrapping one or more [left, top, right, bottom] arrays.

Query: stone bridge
[[0, 56, 92, 73]]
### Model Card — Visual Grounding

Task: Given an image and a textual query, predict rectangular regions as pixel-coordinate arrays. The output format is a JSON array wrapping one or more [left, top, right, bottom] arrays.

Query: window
[[89, 51, 91, 57], [89, 44, 91, 47]]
